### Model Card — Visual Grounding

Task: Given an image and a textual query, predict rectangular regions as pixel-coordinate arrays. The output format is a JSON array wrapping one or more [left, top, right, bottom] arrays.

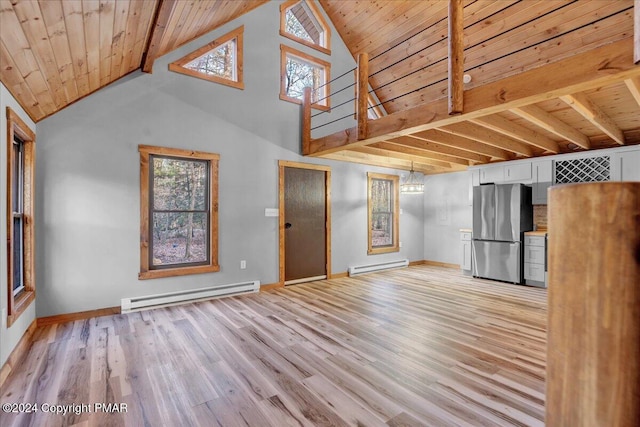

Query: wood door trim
[[278, 160, 331, 285]]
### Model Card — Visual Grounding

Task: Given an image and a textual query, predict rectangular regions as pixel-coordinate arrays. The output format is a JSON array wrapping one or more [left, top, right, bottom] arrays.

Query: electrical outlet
[[240, 260, 246, 269]]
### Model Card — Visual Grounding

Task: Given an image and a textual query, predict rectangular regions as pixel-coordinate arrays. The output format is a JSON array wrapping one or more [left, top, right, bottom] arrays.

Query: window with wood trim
[[280, 44, 330, 110], [367, 172, 400, 255], [280, 0, 331, 54], [169, 26, 244, 90], [139, 145, 220, 280], [6, 107, 36, 327]]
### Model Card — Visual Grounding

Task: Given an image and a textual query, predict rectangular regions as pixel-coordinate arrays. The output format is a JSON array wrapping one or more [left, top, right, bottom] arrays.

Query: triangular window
[[280, 1, 330, 54], [169, 26, 244, 90]]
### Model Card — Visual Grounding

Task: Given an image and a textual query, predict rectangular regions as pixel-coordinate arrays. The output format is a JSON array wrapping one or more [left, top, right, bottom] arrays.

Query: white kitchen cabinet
[[504, 163, 531, 182], [611, 148, 640, 182], [532, 160, 552, 205], [524, 234, 546, 287], [480, 165, 505, 184], [460, 231, 472, 275]]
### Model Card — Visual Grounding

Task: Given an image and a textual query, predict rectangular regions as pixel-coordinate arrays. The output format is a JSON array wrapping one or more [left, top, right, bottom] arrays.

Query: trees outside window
[[169, 26, 244, 90], [367, 173, 399, 254], [139, 146, 220, 279], [280, 44, 330, 110], [6, 107, 36, 326], [280, 0, 331, 54]]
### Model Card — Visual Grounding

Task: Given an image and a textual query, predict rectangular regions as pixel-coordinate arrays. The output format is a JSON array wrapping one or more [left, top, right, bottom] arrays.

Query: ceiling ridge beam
[[560, 93, 625, 145], [511, 104, 591, 150], [468, 115, 560, 154], [306, 38, 639, 157], [448, 0, 464, 115], [635, 0, 639, 64], [440, 121, 536, 157], [142, 0, 178, 73]]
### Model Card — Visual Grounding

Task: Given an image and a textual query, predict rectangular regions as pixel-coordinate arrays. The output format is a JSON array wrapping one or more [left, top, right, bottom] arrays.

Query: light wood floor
[[1, 265, 547, 426]]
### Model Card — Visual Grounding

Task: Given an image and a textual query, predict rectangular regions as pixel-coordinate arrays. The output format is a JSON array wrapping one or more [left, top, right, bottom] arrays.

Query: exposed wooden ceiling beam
[[439, 121, 535, 157], [511, 104, 591, 150], [142, 0, 177, 73], [307, 39, 638, 157], [371, 142, 471, 167], [635, 0, 639, 64], [389, 135, 491, 163], [469, 115, 560, 154], [412, 129, 513, 160], [350, 146, 453, 169], [624, 77, 640, 107], [321, 150, 442, 174], [448, 0, 464, 115], [560, 93, 625, 145]]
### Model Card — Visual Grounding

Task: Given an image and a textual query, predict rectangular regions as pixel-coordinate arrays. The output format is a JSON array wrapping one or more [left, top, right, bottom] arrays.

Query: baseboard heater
[[348, 259, 409, 276], [121, 280, 260, 313]]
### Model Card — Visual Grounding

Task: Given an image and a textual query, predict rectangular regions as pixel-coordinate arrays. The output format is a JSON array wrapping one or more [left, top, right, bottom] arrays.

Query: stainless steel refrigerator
[[472, 183, 533, 284]]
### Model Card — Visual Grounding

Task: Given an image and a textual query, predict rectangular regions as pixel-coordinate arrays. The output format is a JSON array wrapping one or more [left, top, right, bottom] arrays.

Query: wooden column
[[546, 182, 640, 427], [448, 0, 464, 115], [301, 87, 312, 155], [356, 53, 369, 140], [635, 0, 639, 64]]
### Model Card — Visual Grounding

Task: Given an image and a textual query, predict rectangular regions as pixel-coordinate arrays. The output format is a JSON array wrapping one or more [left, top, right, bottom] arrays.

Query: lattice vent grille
[[554, 156, 610, 184]]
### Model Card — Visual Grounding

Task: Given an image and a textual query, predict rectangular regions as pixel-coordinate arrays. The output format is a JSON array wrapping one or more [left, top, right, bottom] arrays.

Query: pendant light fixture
[[400, 162, 424, 194]]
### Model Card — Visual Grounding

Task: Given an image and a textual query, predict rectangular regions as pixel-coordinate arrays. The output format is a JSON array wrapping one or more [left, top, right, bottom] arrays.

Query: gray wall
[[34, 1, 424, 318], [0, 83, 37, 366], [423, 171, 473, 265]]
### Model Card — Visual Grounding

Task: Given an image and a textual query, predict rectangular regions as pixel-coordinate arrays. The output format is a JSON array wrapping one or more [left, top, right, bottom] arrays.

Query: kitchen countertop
[[525, 230, 548, 236]]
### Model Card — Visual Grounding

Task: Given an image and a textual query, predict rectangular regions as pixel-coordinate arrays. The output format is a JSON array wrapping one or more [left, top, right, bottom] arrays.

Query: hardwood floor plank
[[0, 266, 547, 426]]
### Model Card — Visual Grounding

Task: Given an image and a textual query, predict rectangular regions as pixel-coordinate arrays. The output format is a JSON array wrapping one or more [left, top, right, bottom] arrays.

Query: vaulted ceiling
[[1, 0, 639, 174], [0, 0, 267, 121]]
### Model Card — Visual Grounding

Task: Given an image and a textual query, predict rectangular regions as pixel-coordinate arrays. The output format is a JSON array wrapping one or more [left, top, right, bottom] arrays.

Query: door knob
[[285, 222, 292, 229]]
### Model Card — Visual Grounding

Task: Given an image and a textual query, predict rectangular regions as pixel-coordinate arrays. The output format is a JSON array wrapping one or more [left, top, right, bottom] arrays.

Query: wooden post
[[635, 0, 639, 64], [546, 182, 640, 427], [356, 53, 369, 140], [302, 87, 312, 155], [448, 0, 464, 115]]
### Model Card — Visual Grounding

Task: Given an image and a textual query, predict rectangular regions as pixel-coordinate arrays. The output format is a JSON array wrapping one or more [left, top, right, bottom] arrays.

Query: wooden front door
[[279, 161, 330, 285]]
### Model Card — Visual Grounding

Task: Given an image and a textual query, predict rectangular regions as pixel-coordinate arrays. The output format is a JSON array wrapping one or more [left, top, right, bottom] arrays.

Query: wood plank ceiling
[[0, 0, 267, 122], [314, 0, 640, 174], [1, 0, 639, 174]]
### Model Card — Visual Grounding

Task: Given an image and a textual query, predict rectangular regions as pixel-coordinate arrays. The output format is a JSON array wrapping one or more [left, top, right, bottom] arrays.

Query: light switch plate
[[265, 208, 279, 217]]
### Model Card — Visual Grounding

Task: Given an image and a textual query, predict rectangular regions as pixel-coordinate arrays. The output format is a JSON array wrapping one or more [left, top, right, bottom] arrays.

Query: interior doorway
[[278, 161, 331, 285]]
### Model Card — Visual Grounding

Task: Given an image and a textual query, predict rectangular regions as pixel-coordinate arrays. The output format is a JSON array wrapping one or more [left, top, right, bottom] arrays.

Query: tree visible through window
[[6, 107, 36, 327], [280, 45, 330, 109], [280, 0, 331, 54], [367, 173, 400, 254], [139, 146, 220, 279], [169, 26, 244, 90], [184, 39, 236, 81], [151, 157, 209, 267]]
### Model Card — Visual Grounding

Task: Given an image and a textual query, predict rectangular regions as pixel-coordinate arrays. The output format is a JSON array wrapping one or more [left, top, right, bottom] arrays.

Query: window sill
[[279, 93, 330, 111], [169, 64, 244, 90], [139, 264, 220, 280], [7, 290, 35, 327], [367, 246, 400, 255]]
